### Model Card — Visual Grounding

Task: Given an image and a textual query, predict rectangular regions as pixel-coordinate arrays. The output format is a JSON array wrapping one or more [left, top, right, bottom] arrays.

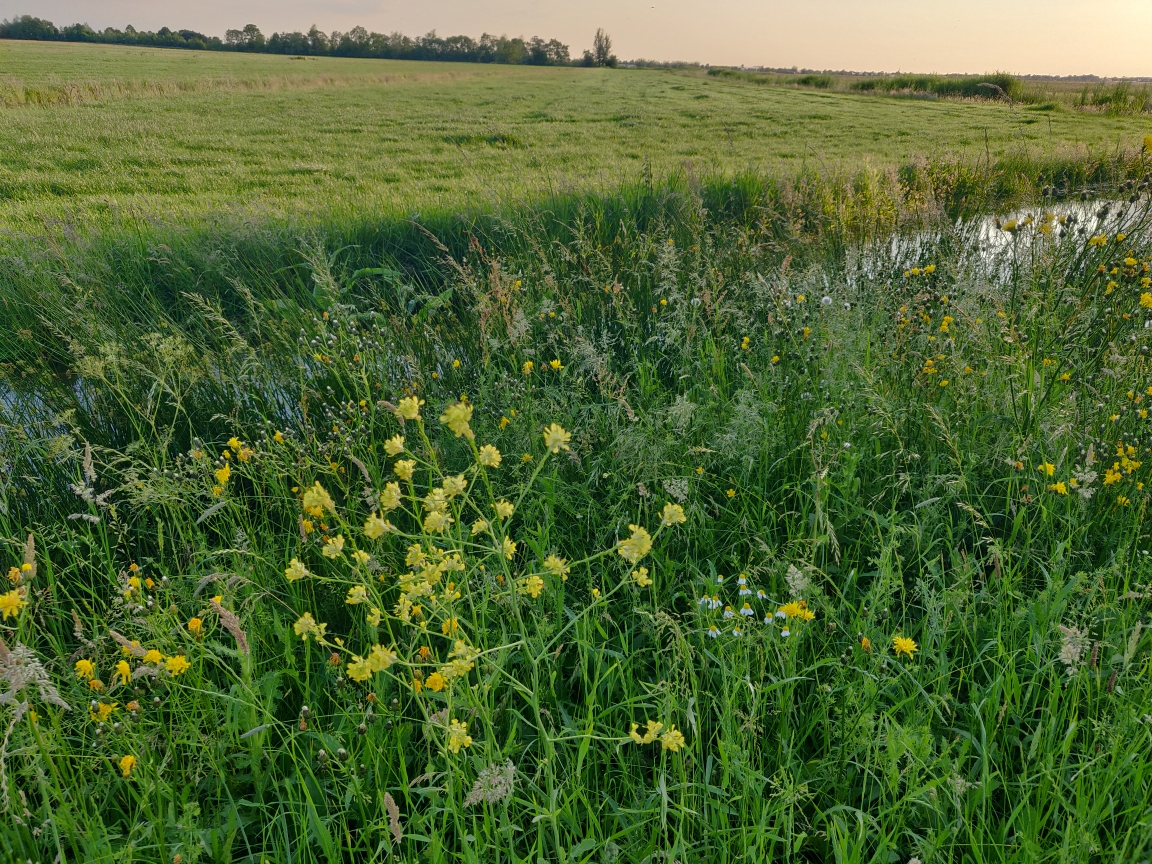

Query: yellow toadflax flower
[[471, 519, 489, 536], [284, 558, 309, 582], [478, 444, 502, 468], [892, 635, 918, 658], [493, 500, 514, 519], [75, 658, 96, 681], [368, 644, 396, 673], [631, 567, 652, 588], [378, 484, 402, 514], [543, 554, 569, 581], [302, 481, 336, 517], [322, 535, 346, 558], [294, 613, 327, 642], [617, 525, 653, 564], [439, 400, 475, 440], [502, 537, 518, 560], [542, 423, 572, 454], [395, 396, 424, 421], [346, 655, 373, 682], [424, 510, 454, 534], [394, 460, 416, 481], [629, 719, 663, 744], [384, 435, 405, 456], [660, 725, 686, 752], [352, 549, 371, 565], [442, 475, 468, 500], [0, 588, 25, 620], [447, 718, 473, 753], [660, 502, 687, 527], [119, 755, 137, 778], [346, 585, 369, 605], [165, 655, 190, 676]]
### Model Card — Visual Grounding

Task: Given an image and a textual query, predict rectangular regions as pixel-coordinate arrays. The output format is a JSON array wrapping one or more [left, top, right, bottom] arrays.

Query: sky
[[3, 0, 1151, 78]]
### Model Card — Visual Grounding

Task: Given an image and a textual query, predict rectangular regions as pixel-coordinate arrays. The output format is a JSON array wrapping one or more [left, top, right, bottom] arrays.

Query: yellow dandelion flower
[[892, 635, 918, 658], [0, 588, 27, 620], [214, 463, 231, 485], [425, 671, 446, 692], [187, 617, 203, 638], [75, 658, 95, 681], [1049, 482, 1068, 495], [118, 754, 137, 778], [143, 649, 164, 665], [165, 655, 190, 676], [549, 359, 564, 371], [114, 660, 131, 686]]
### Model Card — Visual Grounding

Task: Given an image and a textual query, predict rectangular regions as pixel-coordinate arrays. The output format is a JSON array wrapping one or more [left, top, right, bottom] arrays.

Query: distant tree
[[225, 24, 264, 50], [1, 15, 60, 40], [593, 28, 613, 67], [527, 36, 569, 65]]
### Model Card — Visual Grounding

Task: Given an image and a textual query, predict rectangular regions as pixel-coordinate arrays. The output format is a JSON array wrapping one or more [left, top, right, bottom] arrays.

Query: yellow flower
[[165, 655, 190, 676], [629, 719, 663, 744], [471, 519, 489, 536], [522, 361, 534, 374], [660, 725, 686, 752], [368, 644, 396, 672], [215, 463, 231, 485], [293, 613, 327, 642], [521, 574, 545, 598], [75, 659, 96, 681], [617, 524, 652, 564], [542, 423, 572, 454], [395, 396, 424, 421], [860, 636, 872, 653], [118, 754, 137, 778], [273, 430, 285, 443], [425, 671, 446, 692], [322, 535, 346, 558], [113, 660, 131, 686], [0, 588, 26, 620], [352, 549, 371, 565], [1040, 462, 1055, 477], [285, 558, 309, 582], [143, 649, 164, 665], [423, 510, 454, 534], [499, 415, 511, 428], [439, 400, 475, 439], [447, 718, 473, 753], [384, 435, 405, 456], [380, 482, 403, 510], [1118, 495, 1131, 506], [302, 481, 336, 516], [892, 635, 918, 658], [1049, 482, 1068, 495], [363, 513, 388, 540], [478, 444, 502, 468], [543, 554, 569, 580], [394, 459, 416, 481], [89, 701, 117, 722], [493, 500, 514, 519], [549, 359, 564, 371], [346, 585, 369, 605], [1141, 293, 1152, 309], [778, 601, 806, 619], [346, 656, 373, 682], [659, 502, 686, 527], [442, 474, 467, 498], [726, 488, 736, 499], [631, 567, 652, 588], [366, 607, 382, 627], [187, 617, 203, 638], [502, 536, 518, 560]]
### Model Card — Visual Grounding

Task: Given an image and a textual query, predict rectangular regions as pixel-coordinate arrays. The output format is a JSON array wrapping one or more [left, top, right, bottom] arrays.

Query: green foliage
[[2, 171, 1152, 862], [850, 72, 1025, 101]]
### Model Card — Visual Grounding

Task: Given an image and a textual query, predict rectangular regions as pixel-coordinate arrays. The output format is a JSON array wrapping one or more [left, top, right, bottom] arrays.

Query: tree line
[[0, 16, 620, 67]]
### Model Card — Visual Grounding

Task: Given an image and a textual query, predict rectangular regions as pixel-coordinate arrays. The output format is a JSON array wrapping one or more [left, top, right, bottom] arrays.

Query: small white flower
[[781, 628, 791, 638], [821, 295, 833, 306], [708, 626, 719, 639]]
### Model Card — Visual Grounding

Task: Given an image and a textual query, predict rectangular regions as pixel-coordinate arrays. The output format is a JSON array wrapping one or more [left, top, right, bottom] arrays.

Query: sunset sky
[[3, 0, 1150, 78]]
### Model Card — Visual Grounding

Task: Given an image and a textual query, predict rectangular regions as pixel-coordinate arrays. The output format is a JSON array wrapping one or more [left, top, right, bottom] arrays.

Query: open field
[[2, 41, 1152, 229], [2, 39, 1152, 864]]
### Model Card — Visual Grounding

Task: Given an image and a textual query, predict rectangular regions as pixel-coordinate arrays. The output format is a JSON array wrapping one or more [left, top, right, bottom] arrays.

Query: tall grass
[[2, 171, 1152, 863]]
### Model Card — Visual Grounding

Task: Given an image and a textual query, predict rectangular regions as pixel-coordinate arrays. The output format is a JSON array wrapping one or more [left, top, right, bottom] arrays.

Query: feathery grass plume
[[1058, 624, 1089, 674], [20, 535, 34, 582], [785, 564, 810, 599], [0, 643, 70, 714], [211, 600, 249, 654], [384, 791, 403, 844], [464, 759, 516, 807], [108, 631, 146, 658]]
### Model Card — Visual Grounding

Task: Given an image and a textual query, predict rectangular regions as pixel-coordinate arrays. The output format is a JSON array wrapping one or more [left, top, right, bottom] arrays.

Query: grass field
[[2, 41, 1152, 230], [2, 39, 1152, 864]]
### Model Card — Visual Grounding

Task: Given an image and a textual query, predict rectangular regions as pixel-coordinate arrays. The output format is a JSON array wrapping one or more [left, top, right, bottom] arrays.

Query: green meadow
[[1, 40, 1152, 864]]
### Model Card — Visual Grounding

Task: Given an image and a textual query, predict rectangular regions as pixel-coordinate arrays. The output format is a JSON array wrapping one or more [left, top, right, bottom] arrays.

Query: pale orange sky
[[3, 0, 1151, 77]]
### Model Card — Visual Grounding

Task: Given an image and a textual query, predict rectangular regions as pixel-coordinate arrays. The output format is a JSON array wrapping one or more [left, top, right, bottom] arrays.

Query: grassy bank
[[2, 166, 1152, 861], [3, 41, 1152, 230]]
